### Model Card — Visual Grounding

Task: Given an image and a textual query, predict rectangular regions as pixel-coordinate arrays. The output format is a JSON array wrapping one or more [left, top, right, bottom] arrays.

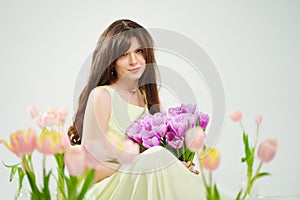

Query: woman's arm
[[93, 162, 118, 183], [87, 87, 117, 183], [93, 87, 112, 135]]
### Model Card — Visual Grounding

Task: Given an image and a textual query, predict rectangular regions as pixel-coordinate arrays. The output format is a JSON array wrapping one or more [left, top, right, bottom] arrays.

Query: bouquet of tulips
[[126, 104, 209, 163], [0, 106, 139, 200]]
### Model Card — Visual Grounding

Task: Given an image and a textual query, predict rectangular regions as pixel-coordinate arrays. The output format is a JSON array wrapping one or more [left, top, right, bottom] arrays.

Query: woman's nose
[[129, 53, 138, 65]]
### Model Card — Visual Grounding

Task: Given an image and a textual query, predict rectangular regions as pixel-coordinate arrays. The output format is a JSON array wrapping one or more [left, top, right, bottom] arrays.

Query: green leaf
[[26, 170, 41, 198], [235, 189, 243, 200], [214, 183, 221, 200], [242, 133, 251, 162], [196, 116, 200, 127], [2, 161, 19, 168], [66, 176, 78, 199], [77, 169, 95, 200], [252, 172, 271, 183], [9, 165, 19, 182], [28, 154, 32, 162], [2, 162, 20, 182], [257, 172, 270, 178], [205, 185, 212, 200], [17, 167, 25, 191], [42, 171, 52, 199]]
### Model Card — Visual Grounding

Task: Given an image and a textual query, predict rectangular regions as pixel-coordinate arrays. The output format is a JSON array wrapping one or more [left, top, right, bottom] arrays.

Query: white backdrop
[[1, 0, 299, 199]]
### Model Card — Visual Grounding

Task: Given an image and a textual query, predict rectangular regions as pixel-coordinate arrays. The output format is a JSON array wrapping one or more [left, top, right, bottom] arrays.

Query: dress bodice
[[101, 85, 149, 139], [81, 85, 149, 162]]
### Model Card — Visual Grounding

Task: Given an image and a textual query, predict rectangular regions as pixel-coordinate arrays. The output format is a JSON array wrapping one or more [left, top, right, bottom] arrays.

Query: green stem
[[182, 144, 186, 161], [199, 162, 208, 189], [239, 121, 246, 134], [252, 161, 263, 184], [22, 155, 41, 197], [254, 124, 260, 149], [55, 154, 66, 200], [241, 161, 263, 200], [209, 171, 212, 186], [209, 171, 213, 198], [22, 156, 30, 173], [43, 155, 46, 180], [176, 148, 180, 159]]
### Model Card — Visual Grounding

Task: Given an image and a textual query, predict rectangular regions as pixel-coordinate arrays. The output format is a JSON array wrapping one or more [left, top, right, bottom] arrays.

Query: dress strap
[[100, 85, 114, 96]]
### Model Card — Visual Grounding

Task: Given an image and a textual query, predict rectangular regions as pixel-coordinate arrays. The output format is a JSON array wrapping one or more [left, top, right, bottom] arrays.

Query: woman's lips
[[128, 67, 141, 73]]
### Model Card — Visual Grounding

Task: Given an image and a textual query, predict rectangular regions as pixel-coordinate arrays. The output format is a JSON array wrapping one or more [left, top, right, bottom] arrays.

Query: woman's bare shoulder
[[93, 86, 112, 103]]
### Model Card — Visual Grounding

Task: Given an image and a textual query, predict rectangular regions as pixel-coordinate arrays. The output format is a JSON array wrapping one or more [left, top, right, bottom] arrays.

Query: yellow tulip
[[198, 148, 221, 171], [37, 128, 67, 154]]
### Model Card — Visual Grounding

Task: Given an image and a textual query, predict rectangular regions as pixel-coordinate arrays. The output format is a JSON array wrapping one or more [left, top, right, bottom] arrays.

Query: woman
[[68, 19, 206, 199]]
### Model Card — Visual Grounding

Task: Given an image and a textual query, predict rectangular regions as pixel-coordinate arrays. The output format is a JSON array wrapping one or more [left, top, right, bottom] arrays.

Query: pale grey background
[[1, 0, 299, 199]]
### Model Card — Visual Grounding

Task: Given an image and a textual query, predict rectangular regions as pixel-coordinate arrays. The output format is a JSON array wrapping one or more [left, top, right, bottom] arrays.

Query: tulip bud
[[27, 106, 39, 119], [230, 111, 242, 122], [255, 115, 262, 125]]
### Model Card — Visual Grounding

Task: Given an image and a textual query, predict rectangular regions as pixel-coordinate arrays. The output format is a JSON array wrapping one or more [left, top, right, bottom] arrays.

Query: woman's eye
[[136, 49, 144, 53]]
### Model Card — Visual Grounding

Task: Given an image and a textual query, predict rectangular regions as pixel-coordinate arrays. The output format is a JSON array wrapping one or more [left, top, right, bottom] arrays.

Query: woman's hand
[[182, 161, 199, 175]]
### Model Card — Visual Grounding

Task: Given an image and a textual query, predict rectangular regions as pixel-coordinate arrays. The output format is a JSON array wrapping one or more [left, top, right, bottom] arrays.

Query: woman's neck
[[112, 79, 139, 93]]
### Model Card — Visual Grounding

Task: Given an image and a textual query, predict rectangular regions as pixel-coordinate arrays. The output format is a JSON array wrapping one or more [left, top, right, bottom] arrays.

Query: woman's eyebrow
[[125, 46, 142, 54]]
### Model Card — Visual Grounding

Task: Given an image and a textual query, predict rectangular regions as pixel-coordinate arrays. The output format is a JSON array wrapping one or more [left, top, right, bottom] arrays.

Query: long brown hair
[[68, 19, 160, 145]]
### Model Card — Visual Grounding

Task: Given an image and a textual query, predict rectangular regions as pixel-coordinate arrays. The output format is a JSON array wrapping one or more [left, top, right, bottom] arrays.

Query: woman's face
[[115, 37, 146, 82]]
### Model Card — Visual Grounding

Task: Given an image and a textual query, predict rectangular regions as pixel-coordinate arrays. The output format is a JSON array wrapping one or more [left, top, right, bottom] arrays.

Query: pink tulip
[[255, 115, 262, 125], [198, 148, 221, 171], [41, 112, 57, 127], [0, 128, 37, 157], [34, 116, 43, 128], [37, 129, 65, 154], [64, 146, 86, 176], [57, 107, 68, 125], [230, 111, 243, 122], [60, 132, 71, 150], [185, 127, 206, 152], [27, 106, 39, 119], [58, 107, 68, 118], [257, 139, 278, 163]]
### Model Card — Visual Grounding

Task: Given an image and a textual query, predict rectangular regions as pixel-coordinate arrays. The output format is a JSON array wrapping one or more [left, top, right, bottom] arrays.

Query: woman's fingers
[[182, 161, 199, 174]]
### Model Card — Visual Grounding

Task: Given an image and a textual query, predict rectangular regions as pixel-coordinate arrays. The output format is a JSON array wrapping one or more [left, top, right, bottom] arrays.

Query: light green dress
[[83, 86, 207, 200]]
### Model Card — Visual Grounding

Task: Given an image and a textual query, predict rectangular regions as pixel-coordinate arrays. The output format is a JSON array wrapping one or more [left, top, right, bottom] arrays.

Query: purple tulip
[[152, 124, 167, 138], [181, 104, 196, 114], [168, 115, 189, 137], [167, 106, 183, 118], [166, 131, 184, 149], [152, 112, 167, 126], [199, 112, 210, 129], [126, 121, 143, 144], [142, 130, 161, 149], [188, 112, 199, 128]]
